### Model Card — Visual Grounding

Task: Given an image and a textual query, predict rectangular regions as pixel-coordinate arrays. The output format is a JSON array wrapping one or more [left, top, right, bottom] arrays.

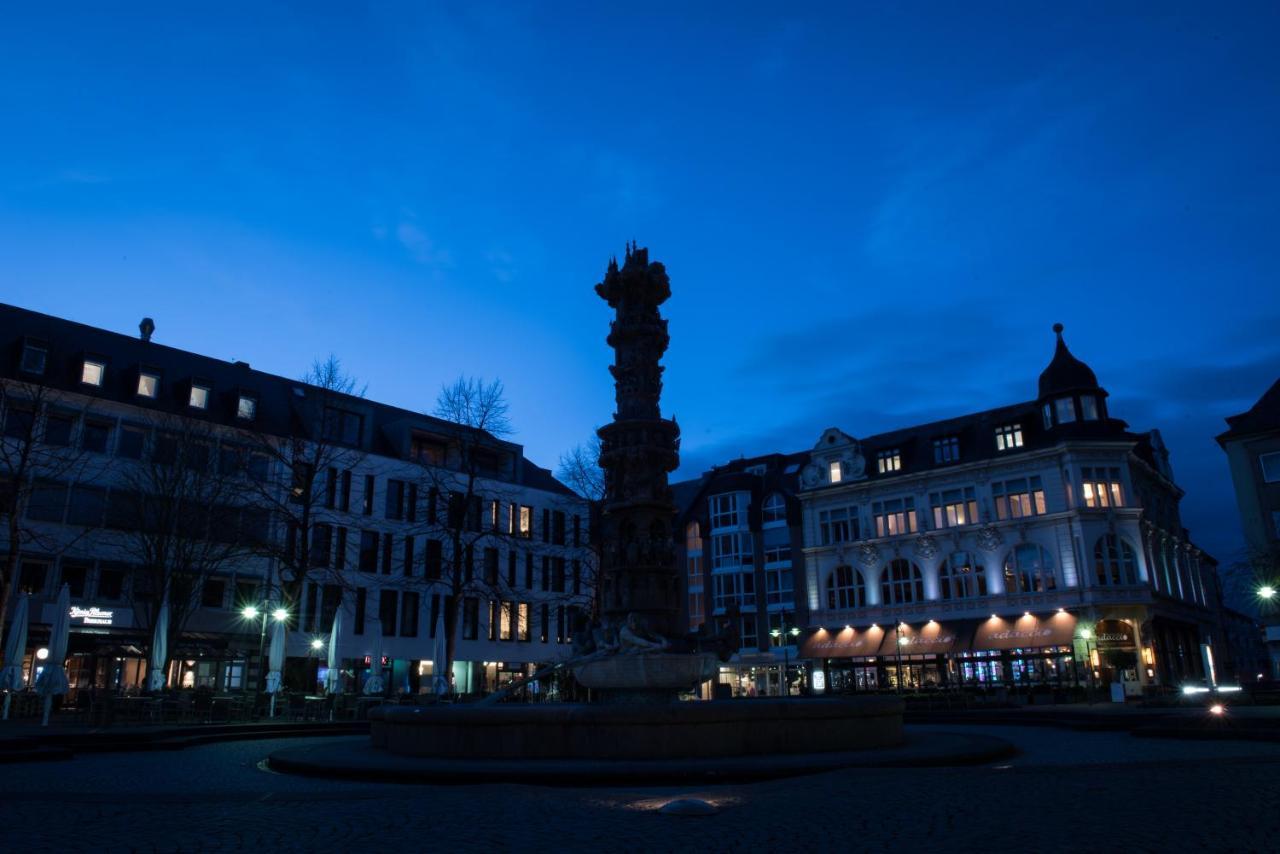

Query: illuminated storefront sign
[[70, 605, 115, 626]]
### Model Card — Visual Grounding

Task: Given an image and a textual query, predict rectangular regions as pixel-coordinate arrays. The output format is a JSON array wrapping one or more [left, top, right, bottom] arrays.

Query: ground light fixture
[[1208, 704, 1226, 716]]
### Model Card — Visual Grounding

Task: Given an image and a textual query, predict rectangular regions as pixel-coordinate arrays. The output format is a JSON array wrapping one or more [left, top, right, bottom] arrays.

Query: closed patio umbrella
[[35, 584, 71, 727], [363, 635, 384, 696], [147, 599, 168, 692], [0, 592, 30, 720], [265, 619, 286, 717], [432, 608, 449, 696], [324, 610, 343, 695]]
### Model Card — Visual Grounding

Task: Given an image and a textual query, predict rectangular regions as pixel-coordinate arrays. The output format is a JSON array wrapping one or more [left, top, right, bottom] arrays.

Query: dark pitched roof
[[1038, 323, 1100, 398], [1218, 376, 1280, 444]]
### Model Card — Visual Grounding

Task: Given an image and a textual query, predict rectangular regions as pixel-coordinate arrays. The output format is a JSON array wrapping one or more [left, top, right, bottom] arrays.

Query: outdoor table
[[303, 695, 326, 720]]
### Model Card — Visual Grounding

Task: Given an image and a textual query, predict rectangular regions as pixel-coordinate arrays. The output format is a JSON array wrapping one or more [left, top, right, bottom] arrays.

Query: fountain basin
[[370, 696, 904, 760]]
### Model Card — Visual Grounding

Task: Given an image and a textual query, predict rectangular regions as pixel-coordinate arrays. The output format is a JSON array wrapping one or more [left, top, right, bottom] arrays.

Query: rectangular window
[[20, 342, 47, 375], [711, 532, 753, 569], [932, 437, 960, 464], [26, 480, 67, 522], [930, 487, 979, 529], [711, 572, 756, 610], [710, 493, 742, 529], [385, 479, 405, 520], [518, 506, 533, 538], [3, 406, 34, 441], [311, 524, 332, 568], [818, 507, 857, 545], [995, 424, 1023, 451], [541, 556, 550, 591], [201, 578, 226, 608], [525, 553, 534, 589], [1055, 397, 1076, 424], [572, 559, 581, 595], [322, 407, 363, 446], [136, 372, 160, 398], [407, 484, 418, 523], [765, 565, 794, 606], [553, 557, 566, 593], [340, 470, 352, 512], [1081, 395, 1100, 421], [1081, 467, 1125, 508], [97, 565, 125, 600], [424, 539, 442, 579], [517, 602, 530, 642], [359, 530, 378, 572], [334, 527, 348, 570], [237, 395, 257, 421], [551, 511, 566, 545], [541, 508, 551, 543], [363, 475, 375, 515], [828, 461, 842, 483], [354, 587, 367, 635], [117, 425, 146, 459], [427, 487, 439, 523], [462, 598, 479, 640], [189, 384, 210, 410], [573, 515, 581, 547], [43, 414, 73, 447], [379, 590, 398, 636], [382, 532, 393, 574], [60, 563, 89, 598], [688, 592, 705, 631], [877, 450, 901, 474], [403, 535, 415, 577], [498, 601, 513, 641], [508, 552, 518, 587], [556, 605, 566, 645], [993, 476, 1048, 519], [872, 497, 917, 537], [1260, 451, 1280, 484], [400, 591, 420, 637], [484, 547, 499, 585], [411, 435, 447, 465], [325, 467, 338, 509], [540, 603, 550, 643], [82, 420, 110, 453], [18, 561, 48, 595], [82, 360, 105, 386]]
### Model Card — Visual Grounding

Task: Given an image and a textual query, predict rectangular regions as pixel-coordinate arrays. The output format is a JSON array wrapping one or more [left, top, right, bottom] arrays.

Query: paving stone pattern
[[2, 725, 1279, 852]]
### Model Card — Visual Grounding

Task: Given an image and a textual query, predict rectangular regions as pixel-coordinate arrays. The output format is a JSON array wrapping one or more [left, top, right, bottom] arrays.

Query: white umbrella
[[432, 608, 449, 696], [363, 634, 384, 696], [147, 599, 168, 692], [265, 619, 286, 717], [35, 584, 71, 727], [0, 592, 30, 720], [324, 610, 343, 695]]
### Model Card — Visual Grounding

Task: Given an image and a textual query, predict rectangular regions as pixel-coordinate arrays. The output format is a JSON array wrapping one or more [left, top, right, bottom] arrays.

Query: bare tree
[[0, 377, 98, 648], [111, 414, 257, 685], [237, 355, 368, 615], [556, 433, 604, 502]]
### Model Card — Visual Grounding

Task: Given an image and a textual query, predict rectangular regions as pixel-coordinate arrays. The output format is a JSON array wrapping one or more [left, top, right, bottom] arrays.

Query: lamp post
[[768, 613, 802, 697], [1079, 628, 1096, 701], [242, 604, 289, 695], [1259, 585, 1276, 602], [894, 623, 908, 694]]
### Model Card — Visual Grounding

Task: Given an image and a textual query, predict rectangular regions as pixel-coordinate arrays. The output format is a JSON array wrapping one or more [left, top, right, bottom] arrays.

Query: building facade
[[1218, 377, 1280, 678], [0, 302, 593, 700], [679, 325, 1237, 697]]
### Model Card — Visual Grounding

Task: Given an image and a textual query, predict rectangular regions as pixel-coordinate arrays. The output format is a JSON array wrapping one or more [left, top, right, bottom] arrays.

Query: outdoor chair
[[287, 694, 306, 721]]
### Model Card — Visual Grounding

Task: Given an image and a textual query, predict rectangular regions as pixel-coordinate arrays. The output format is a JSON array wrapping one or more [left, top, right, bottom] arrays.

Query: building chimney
[[139, 317, 155, 342]]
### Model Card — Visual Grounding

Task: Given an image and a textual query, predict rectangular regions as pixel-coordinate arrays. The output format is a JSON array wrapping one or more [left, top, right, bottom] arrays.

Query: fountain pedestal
[[573, 652, 718, 703]]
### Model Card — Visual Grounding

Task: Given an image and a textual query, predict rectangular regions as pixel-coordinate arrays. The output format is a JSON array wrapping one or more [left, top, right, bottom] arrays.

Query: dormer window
[[20, 342, 47, 375], [136, 372, 160, 399], [995, 424, 1023, 451], [81, 359, 105, 387], [877, 450, 901, 473], [189, 384, 210, 410], [237, 395, 257, 420], [1042, 403, 1053, 430], [1054, 397, 1076, 424], [1080, 395, 1099, 421], [932, 437, 960, 464], [828, 461, 843, 483]]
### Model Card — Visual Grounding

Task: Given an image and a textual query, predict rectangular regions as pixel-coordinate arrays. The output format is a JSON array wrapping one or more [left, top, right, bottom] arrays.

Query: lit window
[[20, 343, 48, 375], [995, 424, 1023, 451], [1054, 397, 1076, 424], [828, 461, 842, 483], [189, 385, 210, 409], [933, 437, 960, 464], [877, 450, 901, 473], [1080, 395, 1099, 421], [137, 372, 160, 398], [1081, 467, 1124, 508], [992, 477, 1047, 520], [930, 487, 978, 528], [1260, 452, 1280, 484], [518, 505, 533, 538], [237, 396, 257, 420], [685, 521, 703, 552], [81, 360, 105, 386], [872, 497, 917, 537]]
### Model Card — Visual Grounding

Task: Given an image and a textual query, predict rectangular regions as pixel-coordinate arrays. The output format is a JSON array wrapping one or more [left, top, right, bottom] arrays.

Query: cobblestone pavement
[[2, 725, 1278, 853]]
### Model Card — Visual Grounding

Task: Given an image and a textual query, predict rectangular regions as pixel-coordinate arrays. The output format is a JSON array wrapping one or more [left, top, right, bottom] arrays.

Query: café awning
[[800, 625, 887, 659], [876, 621, 974, 657], [972, 611, 1077, 651]]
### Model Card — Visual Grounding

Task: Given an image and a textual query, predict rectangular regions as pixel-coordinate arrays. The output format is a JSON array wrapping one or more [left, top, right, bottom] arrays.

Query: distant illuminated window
[[189, 385, 210, 410], [995, 424, 1023, 451], [81, 360, 105, 387], [137, 372, 160, 398], [828, 461, 842, 483], [877, 450, 901, 473], [237, 396, 257, 420]]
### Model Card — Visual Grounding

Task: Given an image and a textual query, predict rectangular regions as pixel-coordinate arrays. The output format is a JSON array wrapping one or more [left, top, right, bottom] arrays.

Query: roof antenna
[[139, 317, 155, 342]]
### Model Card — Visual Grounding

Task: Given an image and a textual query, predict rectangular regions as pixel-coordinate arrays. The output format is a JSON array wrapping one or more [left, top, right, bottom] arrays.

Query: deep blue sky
[[2, 3, 1278, 576]]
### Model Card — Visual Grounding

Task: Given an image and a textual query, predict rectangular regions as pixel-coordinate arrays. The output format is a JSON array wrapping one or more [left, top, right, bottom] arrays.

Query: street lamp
[[1079, 628, 1096, 700], [768, 613, 802, 697], [1259, 585, 1276, 601], [242, 603, 289, 695]]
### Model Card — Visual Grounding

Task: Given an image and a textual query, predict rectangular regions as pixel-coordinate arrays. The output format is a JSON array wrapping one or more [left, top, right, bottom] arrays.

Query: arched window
[[880, 559, 924, 605], [1002, 544, 1056, 593], [826, 565, 865, 610], [1093, 535, 1137, 585], [762, 493, 787, 526], [939, 551, 987, 600], [685, 521, 702, 552]]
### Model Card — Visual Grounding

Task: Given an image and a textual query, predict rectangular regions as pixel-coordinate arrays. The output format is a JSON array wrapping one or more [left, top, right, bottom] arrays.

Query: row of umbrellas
[[0, 589, 452, 725]]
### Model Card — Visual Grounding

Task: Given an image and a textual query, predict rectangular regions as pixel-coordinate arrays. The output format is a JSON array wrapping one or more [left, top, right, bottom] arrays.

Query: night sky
[[2, 4, 1277, 575]]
